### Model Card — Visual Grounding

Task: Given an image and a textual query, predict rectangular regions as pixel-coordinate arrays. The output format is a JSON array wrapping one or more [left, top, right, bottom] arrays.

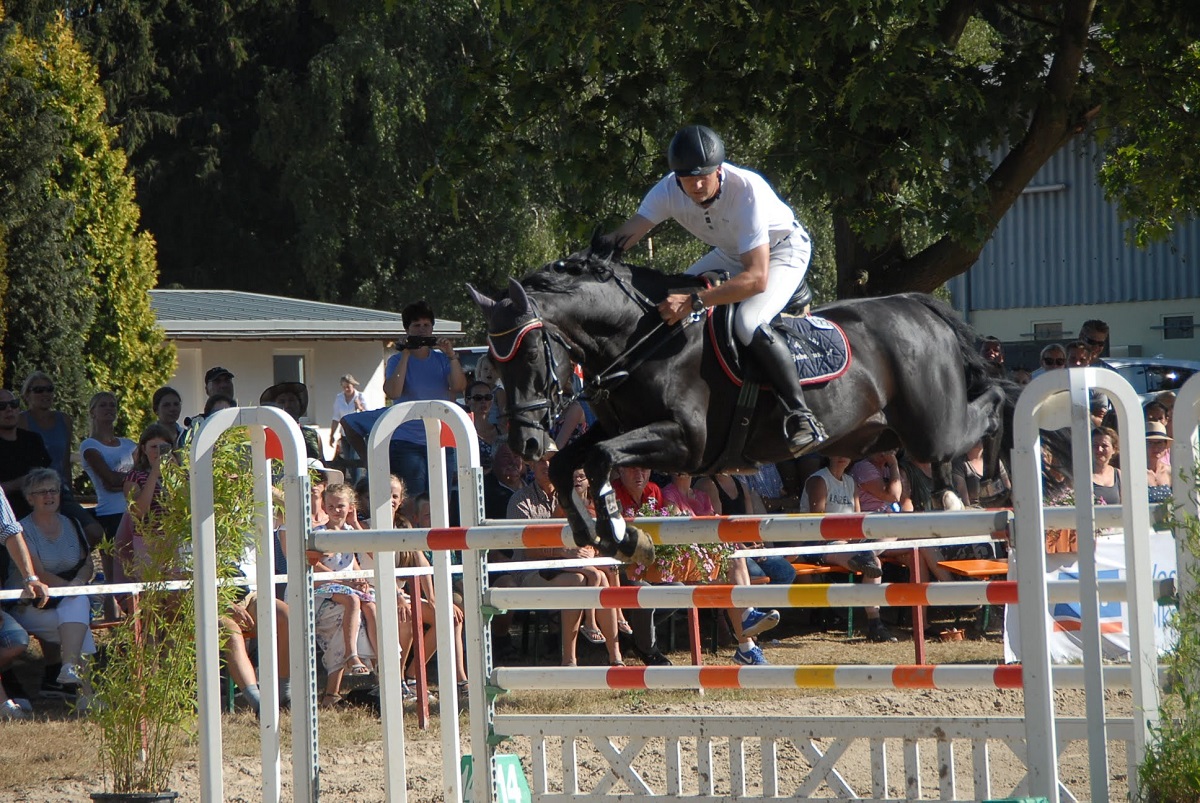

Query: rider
[[610, 124, 827, 453]]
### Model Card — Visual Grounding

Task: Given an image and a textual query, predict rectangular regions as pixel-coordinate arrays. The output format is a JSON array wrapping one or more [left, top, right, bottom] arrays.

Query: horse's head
[[467, 278, 577, 461]]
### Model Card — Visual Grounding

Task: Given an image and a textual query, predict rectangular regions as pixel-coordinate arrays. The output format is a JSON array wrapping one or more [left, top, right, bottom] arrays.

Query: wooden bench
[[936, 558, 1009, 632]]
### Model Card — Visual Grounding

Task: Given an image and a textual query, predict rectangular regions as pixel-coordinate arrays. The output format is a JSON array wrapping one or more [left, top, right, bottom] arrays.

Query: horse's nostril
[[523, 438, 541, 460]]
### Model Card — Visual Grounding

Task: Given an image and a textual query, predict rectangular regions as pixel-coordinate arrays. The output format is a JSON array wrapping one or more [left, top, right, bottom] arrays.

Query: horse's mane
[[520, 231, 702, 297]]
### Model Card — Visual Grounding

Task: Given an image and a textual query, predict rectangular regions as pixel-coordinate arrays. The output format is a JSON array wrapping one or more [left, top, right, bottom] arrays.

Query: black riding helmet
[[667, 125, 725, 176]]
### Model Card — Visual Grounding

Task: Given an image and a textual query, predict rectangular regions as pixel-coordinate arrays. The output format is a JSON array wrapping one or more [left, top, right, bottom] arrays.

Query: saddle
[[703, 279, 851, 387]]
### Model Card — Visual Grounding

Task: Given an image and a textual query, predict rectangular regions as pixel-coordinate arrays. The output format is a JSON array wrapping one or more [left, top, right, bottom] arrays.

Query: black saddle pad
[[707, 305, 851, 387]]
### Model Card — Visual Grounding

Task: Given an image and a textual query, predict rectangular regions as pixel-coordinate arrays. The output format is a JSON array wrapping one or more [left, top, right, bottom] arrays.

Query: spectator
[[116, 423, 179, 583], [1146, 422, 1173, 503], [1091, 426, 1121, 504], [382, 299, 467, 500], [464, 380, 502, 473], [613, 466, 665, 515], [1155, 391, 1177, 438], [311, 483, 380, 706], [745, 462, 792, 513], [260, 381, 323, 461], [79, 392, 135, 620], [709, 471, 797, 585], [689, 472, 784, 663], [661, 473, 715, 516], [952, 440, 1011, 508], [152, 386, 185, 443], [800, 456, 896, 643], [0, 490, 49, 714], [17, 371, 72, 487], [852, 451, 903, 513], [194, 367, 236, 419], [220, 590, 292, 715], [330, 375, 366, 484], [471, 354, 508, 438], [10, 468, 97, 697], [979, 336, 1007, 379], [1145, 400, 1172, 442], [1065, 341, 1090, 368], [1079, 319, 1111, 367], [1032, 344, 1066, 377], [0, 388, 53, 519], [1011, 368, 1032, 386], [307, 459, 343, 529], [484, 443, 525, 521]]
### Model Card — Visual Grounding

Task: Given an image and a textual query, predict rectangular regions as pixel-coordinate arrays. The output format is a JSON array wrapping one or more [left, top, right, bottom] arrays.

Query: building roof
[[149, 289, 462, 341]]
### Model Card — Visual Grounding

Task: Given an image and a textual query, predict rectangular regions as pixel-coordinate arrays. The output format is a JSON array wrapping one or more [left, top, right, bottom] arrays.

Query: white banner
[[1004, 529, 1177, 663]]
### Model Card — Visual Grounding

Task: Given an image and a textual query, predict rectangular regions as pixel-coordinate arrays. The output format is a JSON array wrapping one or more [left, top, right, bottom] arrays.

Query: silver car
[[1104, 358, 1200, 403]]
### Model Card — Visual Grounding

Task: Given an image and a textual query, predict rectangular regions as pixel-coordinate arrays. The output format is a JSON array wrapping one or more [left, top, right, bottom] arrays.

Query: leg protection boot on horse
[[747, 324, 828, 454]]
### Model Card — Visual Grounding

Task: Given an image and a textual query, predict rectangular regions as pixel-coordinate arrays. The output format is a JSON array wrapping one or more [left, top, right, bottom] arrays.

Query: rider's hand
[[657, 293, 692, 326]]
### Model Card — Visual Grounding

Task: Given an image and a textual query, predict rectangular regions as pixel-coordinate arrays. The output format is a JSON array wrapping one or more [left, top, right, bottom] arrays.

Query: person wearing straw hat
[[1145, 421, 1173, 501], [260, 381, 323, 461]]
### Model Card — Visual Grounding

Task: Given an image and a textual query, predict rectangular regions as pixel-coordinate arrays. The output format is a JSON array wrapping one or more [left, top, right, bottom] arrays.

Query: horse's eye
[[554, 260, 565, 271]]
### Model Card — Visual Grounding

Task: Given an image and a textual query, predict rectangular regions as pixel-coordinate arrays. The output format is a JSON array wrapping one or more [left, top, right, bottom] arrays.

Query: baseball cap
[[205, 366, 235, 384], [307, 458, 345, 486]]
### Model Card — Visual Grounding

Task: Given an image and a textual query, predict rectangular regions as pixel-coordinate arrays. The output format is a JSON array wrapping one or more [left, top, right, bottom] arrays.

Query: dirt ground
[[0, 610, 1136, 801]]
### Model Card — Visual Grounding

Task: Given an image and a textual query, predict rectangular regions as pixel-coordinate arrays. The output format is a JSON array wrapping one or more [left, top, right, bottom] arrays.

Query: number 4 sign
[[460, 754, 531, 803]]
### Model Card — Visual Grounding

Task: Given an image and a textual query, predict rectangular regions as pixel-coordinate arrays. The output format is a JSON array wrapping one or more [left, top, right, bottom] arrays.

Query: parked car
[[454, 345, 490, 381], [1104, 358, 1200, 403]]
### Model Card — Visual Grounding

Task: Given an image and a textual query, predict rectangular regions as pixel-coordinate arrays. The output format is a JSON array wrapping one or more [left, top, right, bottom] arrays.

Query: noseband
[[486, 305, 576, 434]]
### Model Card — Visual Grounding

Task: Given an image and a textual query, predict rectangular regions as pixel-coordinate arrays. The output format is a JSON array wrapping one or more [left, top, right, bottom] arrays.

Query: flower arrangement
[[624, 497, 733, 583]]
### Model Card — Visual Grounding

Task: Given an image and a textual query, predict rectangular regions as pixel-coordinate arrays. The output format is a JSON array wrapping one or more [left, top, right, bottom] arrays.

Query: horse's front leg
[[548, 426, 608, 549], [583, 421, 695, 562]]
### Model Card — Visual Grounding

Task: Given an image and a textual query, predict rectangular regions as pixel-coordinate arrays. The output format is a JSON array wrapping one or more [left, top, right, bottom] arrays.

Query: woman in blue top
[[381, 300, 467, 499]]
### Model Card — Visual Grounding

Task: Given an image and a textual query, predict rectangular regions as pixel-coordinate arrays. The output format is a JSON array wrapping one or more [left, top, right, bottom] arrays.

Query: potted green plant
[[89, 429, 256, 801], [1138, 471, 1200, 802], [624, 498, 733, 583]]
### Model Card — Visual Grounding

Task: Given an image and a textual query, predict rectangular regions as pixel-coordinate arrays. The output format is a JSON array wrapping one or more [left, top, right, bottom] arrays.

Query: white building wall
[[966, 298, 1200, 361], [162, 338, 393, 460]]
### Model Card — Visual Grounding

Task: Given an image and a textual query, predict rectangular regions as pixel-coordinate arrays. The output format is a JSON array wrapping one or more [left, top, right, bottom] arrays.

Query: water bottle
[[91, 571, 105, 622]]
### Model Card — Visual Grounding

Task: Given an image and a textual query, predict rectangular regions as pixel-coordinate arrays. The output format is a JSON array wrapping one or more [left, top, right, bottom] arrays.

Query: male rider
[[609, 125, 825, 453]]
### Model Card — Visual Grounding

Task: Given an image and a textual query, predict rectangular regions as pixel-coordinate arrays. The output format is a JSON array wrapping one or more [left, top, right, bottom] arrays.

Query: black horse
[[469, 239, 1007, 560]]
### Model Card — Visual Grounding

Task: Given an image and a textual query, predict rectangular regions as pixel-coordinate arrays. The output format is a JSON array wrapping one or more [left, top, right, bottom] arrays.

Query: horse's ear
[[590, 228, 624, 262], [507, 277, 531, 315], [466, 283, 497, 316]]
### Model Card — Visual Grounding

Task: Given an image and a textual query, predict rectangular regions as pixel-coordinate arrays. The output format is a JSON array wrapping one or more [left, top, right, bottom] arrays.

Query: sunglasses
[[0, 400, 19, 410], [29, 385, 54, 393], [1042, 358, 1065, 366], [1082, 335, 1107, 347], [468, 394, 493, 402]]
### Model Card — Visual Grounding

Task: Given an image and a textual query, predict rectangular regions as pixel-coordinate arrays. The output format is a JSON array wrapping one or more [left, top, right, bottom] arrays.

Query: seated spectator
[[79, 392, 135, 621], [152, 386, 185, 443], [1155, 392, 1176, 438], [1146, 423, 1172, 503], [800, 456, 895, 643], [484, 444, 525, 521], [952, 440, 1010, 507], [220, 591, 292, 715], [10, 469, 97, 697], [1065, 340, 1090, 368], [117, 424, 178, 583], [979, 336, 1007, 379], [308, 459, 343, 529], [311, 484, 379, 703], [745, 462, 792, 513], [260, 381, 323, 461], [662, 473, 715, 516], [852, 451, 902, 513], [464, 380, 502, 473], [1091, 426, 1121, 504], [1011, 368, 1032, 386], [1036, 344, 1067, 376], [688, 473, 783, 663], [0, 491, 47, 716], [472, 353, 508, 438]]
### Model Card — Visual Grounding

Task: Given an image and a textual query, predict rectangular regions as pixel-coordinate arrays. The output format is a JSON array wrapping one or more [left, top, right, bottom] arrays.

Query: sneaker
[[400, 681, 417, 702], [57, 663, 85, 686], [733, 644, 768, 666], [741, 608, 780, 639], [0, 699, 29, 720], [12, 698, 32, 713], [847, 552, 884, 579], [867, 620, 898, 643]]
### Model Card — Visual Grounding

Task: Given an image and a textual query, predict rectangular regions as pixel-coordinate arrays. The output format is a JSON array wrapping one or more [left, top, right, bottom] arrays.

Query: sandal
[[580, 626, 606, 645], [610, 659, 626, 667], [617, 620, 634, 636], [319, 693, 343, 709], [345, 655, 372, 676]]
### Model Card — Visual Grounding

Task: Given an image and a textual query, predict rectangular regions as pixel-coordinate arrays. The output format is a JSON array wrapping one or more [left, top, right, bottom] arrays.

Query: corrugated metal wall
[[949, 139, 1200, 311]]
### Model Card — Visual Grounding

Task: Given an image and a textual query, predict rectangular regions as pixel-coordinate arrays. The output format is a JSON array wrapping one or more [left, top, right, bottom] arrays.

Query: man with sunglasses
[[1078, 320, 1112, 369], [0, 389, 52, 520]]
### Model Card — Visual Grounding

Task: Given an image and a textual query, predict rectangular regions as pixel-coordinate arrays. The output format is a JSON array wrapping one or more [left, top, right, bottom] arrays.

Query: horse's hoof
[[616, 526, 656, 566], [940, 491, 965, 511]]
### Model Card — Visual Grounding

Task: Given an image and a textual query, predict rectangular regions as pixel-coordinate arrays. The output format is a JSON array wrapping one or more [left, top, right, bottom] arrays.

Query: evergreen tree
[[0, 7, 173, 433]]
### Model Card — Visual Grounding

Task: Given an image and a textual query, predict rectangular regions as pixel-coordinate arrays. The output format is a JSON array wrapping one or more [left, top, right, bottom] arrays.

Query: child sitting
[[309, 483, 379, 690]]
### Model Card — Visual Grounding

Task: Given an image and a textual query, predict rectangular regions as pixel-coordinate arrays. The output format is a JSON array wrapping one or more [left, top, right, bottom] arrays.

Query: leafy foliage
[[90, 429, 256, 794], [0, 7, 173, 432]]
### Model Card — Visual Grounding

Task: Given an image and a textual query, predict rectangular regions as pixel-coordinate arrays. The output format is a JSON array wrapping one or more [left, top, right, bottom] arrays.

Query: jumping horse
[[468, 237, 1007, 561]]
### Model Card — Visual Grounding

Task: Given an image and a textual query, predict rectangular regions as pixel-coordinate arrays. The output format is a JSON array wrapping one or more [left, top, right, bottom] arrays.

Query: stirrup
[[783, 411, 828, 454]]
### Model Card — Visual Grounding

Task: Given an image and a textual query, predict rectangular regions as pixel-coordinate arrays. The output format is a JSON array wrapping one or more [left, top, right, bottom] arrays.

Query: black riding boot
[[747, 324, 828, 453]]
